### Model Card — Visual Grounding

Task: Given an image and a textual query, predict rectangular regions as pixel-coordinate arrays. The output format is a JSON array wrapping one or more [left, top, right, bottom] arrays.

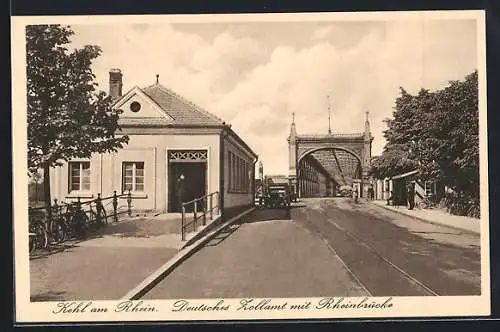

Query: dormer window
[[130, 101, 141, 113]]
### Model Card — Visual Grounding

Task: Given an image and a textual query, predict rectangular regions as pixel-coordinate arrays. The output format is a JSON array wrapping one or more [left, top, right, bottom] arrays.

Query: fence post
[[53, 198, 58, 216], [209, 193, 213, 220], [50, 198, 58, 231], [194, 200, 197, 232], [202, 196, 207, 226], [76, 197, 81, 224], [96, 193, 102, 224], [127, 190, 132, 217], [113, 191, 118, 223], [218, 191, 221, 216], [181, 204, 186, 241]]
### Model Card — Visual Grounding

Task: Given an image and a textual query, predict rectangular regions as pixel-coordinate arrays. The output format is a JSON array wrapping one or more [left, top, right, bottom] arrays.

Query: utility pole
[[327, 94, 332, 135]]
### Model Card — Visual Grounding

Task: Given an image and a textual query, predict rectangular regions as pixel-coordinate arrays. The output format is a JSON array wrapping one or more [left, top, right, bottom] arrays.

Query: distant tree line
[[370, 71, 480, 217]]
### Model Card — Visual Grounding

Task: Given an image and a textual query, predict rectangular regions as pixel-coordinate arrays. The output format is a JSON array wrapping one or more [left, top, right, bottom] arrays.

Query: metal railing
[[181, 191, 220, 241], [28, 191, 134, 252], [52, 190, 133, 224]]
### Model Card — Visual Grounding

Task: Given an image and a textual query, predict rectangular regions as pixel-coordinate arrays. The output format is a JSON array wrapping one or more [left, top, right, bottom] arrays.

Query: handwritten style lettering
[[171, 300, 229, 312], [114, 300, 157, 313], [316, 297, 393, 309], [52, 301, 93, 314], [237, 298, 288, 311]]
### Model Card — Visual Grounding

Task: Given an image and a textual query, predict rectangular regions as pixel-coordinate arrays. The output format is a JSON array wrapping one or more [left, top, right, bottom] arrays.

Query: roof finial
[[327, 94, 332, 135], [364, 110, 370, 136], [156, 74, 159, 84], [292, 112, 295, 124]]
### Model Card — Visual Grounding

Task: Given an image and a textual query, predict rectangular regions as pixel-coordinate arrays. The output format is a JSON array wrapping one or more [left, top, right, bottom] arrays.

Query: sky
[[68, 18, 478, 175]]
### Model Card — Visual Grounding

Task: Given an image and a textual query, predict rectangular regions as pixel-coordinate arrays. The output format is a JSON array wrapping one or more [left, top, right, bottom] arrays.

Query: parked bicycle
[[28, 209, 48, 251], [47, 202, 66, 244], [421, 195, 437, 209], [51, 201, 73, 242], [29, 191, 130, 252], [85, 198, 107, 232], [50, 201, 88, 241], [72, 200, 89, 239], [29, 231, 36, 254]]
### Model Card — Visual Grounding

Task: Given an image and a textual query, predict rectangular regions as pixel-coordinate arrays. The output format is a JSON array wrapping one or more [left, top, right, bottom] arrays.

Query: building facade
[[372, 169, 445, 206], [49, 69, 258, 216]]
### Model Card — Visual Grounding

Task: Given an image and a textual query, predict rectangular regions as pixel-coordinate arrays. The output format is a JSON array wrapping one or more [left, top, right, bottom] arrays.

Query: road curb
[[122, 206, 256, 300], [371, 202, 480, 235]]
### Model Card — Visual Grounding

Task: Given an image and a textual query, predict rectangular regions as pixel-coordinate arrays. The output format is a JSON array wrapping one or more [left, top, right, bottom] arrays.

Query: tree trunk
[[43, 163, 52, 230]]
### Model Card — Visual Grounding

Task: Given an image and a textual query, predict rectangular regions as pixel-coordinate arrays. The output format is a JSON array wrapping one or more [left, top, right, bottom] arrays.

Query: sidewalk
[[371, 200, 480, 234], [30, 211, 222, 301]]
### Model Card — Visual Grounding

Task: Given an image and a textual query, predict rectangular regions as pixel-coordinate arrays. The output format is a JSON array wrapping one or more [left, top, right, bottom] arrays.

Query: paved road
[[30, 215, 182, 301], [143, 198, 481, 299]]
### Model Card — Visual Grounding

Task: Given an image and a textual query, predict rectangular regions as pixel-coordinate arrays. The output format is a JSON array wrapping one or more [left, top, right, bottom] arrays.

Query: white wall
[[50, 133, 220, 212], [223, 136, 255, 209]]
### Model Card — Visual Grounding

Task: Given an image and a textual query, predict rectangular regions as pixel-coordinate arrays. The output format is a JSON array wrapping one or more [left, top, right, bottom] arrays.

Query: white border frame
[[12, 10, 489, 323]]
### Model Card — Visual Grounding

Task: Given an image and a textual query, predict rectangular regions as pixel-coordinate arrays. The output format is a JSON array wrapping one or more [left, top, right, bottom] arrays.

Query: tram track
[[323, 213, 439, 296], [294, 205, 440, 296], [299, 222, 374, 297]]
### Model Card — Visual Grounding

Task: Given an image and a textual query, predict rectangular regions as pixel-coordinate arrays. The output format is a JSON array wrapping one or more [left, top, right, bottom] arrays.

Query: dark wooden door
[[168, 162, 207, 213]]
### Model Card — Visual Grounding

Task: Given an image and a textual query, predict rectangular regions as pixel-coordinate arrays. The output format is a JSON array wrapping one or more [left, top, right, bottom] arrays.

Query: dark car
[[289, 183, 298, 202], [264, 184, 291, 208]]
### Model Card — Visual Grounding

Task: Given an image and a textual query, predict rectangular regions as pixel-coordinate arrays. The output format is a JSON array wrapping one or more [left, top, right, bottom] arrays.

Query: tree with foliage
[[371, 87, 434, 179], [27, 25, 129, 221], [426, 71, 479, 196], [371, 71, 479, 217]]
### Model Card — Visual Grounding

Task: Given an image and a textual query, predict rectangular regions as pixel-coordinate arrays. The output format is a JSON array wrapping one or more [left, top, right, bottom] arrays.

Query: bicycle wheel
[[52, 219, 66, 244], [76, 214, 89, 239], [35, 223, 48, 249], [29, 234, 36, 254], [63, 213, 74, 240], [98, 207, 108, 226], [88, 211, 98, 231]]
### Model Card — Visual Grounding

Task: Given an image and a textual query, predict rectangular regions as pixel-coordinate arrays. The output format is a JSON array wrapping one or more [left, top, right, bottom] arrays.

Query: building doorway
[[167, 150, 208, 213]]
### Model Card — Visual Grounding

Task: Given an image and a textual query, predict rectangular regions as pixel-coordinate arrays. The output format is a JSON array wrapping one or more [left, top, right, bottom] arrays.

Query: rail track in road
[[325, 215, 439, 296], [295, 205, 440, 297]]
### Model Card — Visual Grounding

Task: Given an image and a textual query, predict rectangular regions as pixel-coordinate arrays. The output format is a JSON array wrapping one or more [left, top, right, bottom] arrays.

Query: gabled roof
[[113, 81, 258, 158], [113, 86, 175, 121], [113, 83, 224, 127], [140, 83, 224, 126], [391, 169, 419, 180]]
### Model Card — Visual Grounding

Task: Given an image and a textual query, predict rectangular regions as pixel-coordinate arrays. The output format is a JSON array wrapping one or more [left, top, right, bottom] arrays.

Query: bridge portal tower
[[288, 111, 373, 198]]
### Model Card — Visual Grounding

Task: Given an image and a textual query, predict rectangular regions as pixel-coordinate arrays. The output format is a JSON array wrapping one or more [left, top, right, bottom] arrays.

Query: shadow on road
[[204, 223, 241, 247], [29, 243, 80, 261], [30, 290, 68, 302], [238, 206, 292, 224], [203, 206, 296, 247]]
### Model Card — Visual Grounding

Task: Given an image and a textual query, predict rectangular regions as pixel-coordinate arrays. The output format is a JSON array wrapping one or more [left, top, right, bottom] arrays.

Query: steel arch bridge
[[288, 112, 373, 198]]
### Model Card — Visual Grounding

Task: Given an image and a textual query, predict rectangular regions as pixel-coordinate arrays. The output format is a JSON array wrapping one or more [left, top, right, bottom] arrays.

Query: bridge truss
[[288, 112, 373, 198]]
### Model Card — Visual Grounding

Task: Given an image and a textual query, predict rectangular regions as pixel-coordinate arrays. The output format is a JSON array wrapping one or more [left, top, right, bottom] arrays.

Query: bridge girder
[[288, 112, 373, 198]]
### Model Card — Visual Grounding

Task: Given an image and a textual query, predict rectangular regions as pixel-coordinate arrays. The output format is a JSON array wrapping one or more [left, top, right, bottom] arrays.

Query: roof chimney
[[109, 68, 123, 100]]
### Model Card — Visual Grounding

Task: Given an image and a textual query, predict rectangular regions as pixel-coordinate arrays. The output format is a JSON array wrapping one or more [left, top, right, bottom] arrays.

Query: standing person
[[407, 182, 415, 210], [353, 186, 358, 204], [258, 185, 263, 206], [387, 190, 393, 206], [406, 183, 411, 209], [176, 174, 185, 212], [368, 186, 374, 200]]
